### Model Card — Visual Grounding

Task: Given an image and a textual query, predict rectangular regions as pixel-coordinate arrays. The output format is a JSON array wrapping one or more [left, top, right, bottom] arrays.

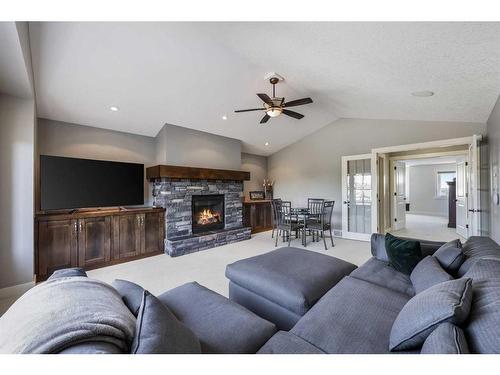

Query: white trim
[[372, 136, 481, 154], [0, 282, 34, 300]]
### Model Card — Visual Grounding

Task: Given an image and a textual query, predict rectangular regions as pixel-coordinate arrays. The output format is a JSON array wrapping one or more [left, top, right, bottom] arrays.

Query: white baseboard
[[0, 282, 35, 299]]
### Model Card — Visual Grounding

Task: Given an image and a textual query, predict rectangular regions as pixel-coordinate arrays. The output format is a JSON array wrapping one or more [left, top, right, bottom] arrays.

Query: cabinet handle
[[79, 222, 83, 232], [74, 222, 78, 233]]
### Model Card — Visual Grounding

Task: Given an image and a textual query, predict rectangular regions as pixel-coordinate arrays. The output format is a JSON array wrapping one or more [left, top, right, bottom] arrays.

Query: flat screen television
[[40, 155, 144, 210]]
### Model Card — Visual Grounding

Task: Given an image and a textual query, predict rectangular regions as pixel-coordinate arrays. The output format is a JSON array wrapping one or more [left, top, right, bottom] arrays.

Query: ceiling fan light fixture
[[266, 107, 282, 118]]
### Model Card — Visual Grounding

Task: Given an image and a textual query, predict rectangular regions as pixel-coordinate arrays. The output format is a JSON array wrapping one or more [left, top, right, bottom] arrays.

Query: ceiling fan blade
[[260, 114, 270, 124], [234, 108, 263, 113], [282, 109, 304, 119], [257, 93, 274, 106], [283, 97, 313, 107]]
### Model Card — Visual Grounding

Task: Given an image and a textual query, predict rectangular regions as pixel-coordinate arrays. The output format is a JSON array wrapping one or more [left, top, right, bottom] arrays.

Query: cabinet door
[[142, 212, 165, 254], [264, 202, 273, 228], [78, 216, 111, 268], [112, 214, 141, 259], [37, 219, 78, 279]]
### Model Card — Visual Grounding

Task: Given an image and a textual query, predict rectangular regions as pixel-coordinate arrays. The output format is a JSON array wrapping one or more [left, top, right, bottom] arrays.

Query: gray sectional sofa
[[1, 235, 499, 354]]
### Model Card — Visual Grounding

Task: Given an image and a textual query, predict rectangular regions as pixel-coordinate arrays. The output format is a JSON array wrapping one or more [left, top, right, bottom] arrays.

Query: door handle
[[343, 201, 350, 204]]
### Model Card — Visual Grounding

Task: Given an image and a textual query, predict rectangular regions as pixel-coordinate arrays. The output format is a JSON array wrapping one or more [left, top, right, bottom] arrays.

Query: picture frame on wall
[[249, 191, 265, 200]]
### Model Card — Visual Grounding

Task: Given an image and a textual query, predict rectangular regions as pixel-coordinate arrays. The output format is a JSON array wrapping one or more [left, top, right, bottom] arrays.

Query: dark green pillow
[[385, 233, 422, 275]]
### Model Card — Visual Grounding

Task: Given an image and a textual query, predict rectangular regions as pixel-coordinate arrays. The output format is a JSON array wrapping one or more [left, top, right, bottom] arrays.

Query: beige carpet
[[0, 231, 371, 315]]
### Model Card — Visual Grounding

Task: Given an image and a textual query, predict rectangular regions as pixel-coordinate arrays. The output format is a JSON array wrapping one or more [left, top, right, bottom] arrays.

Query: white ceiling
[[29, 22, 500, 156]]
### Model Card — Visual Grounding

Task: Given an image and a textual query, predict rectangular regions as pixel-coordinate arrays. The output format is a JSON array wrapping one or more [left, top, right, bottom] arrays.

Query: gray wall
[[156, 123, 242, 170], [37, 118, 157, 205], [241, 153, 268, 199], [488, 96, 500, 243], [0, 95, 36, 288], [408, 163, 456, 216], [268, 118, 486, 230]]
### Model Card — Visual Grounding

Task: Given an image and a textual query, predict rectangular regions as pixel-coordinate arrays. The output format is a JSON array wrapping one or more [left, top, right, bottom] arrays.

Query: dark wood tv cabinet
[[34, 207, 165, 282]]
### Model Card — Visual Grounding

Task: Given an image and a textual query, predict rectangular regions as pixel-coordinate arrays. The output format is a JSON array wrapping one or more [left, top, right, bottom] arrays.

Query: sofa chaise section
[[157, 281, 277, 353], [290, 276, 411, 354]]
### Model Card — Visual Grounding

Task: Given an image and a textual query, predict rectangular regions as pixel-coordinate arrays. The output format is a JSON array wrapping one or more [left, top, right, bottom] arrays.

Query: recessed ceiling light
[[222, 115, 227, 120], [411, 91, 434, 97], [110, 106, 119, 112], [264, 142, 270, 146]]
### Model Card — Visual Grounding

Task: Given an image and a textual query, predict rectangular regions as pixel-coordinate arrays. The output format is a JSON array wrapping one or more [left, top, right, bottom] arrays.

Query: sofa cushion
[[350, 257, 414, 296], [131, 290, 201, 354], [257, 331, 325, 354], [458, 236, 500, 276], [385, 233, 422, 275], [112, 279, 145, 317], [410, 256, 453, 294], [225, 247, 357, 316], [463, 259, 500, 353], [433, 239, 464, 274], [158, 282, 277, 354], [463, 257, 500, 280], [389, 278, 473, 351], [420, 323, 469, 354], [370, 233, 444, 261], [291, 276, 410, 353]]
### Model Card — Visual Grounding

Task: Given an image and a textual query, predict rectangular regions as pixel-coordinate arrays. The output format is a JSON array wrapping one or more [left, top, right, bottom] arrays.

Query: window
[[436, 171, 456, 198]]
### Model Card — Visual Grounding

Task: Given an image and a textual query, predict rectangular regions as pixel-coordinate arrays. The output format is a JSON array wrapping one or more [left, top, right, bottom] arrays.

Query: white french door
[[468, 134, 481, 236], [342, 154, 372, 241], [456, 157, 469, 238], [391, 160, 407, 230]]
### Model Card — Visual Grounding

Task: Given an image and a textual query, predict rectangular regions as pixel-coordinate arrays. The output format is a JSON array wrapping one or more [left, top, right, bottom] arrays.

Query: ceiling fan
[[235, 77, 313, 124]]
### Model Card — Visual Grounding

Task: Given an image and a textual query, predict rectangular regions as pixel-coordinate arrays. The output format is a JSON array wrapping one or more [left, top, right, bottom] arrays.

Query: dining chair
[[271, 198, 282, 238], [274, 201, 302, 247], [305, 200, 335, 250]]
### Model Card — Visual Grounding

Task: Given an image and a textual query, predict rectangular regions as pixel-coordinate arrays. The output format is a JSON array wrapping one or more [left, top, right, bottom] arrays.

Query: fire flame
[[197, 209, 221, 225]]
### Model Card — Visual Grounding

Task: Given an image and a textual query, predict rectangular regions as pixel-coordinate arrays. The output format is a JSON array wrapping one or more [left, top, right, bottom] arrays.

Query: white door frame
[[371, 135, 482, 236], [341, 153, 374, 241], [390, 160, 407, 231]]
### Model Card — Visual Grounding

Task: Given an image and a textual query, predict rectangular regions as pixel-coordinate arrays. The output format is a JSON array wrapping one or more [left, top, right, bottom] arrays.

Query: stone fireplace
[[148, 165, 252, 257]]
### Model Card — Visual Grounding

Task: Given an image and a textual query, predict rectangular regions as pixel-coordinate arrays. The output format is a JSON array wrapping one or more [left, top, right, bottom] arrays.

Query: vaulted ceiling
[[29, 22, 500, 155]]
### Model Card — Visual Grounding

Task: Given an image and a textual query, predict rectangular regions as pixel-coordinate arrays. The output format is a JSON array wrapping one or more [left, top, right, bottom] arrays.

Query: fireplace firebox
[[192, 195, 225, 235]]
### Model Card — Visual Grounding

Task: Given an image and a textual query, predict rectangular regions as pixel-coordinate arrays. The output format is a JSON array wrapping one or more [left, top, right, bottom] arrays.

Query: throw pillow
[[112, 279, 145, 317], [420, 323, 469, 354], [433, 239, 464, 274], [385, 233, 422, 275], [389, 278, 473, 351], [410, 256, 453, 294], [131, 290, 201, 354]]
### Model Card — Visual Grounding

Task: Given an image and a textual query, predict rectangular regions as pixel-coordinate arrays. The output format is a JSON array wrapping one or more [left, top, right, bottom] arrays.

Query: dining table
[[290, 207, 317, 247]]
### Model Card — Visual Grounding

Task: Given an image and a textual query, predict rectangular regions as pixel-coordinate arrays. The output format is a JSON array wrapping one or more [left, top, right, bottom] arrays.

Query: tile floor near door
[[0, 231, 372, 316], [389, 213, 466, 242]]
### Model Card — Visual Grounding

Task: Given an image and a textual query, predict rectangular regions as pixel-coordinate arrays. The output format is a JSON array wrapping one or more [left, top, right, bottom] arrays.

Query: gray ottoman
[[157, 282, 277, 353], [225, 247, 357, 330]]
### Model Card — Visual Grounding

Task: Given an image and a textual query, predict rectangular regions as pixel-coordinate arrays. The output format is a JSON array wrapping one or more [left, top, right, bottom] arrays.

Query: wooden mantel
[[146, 165, 250, 181]]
